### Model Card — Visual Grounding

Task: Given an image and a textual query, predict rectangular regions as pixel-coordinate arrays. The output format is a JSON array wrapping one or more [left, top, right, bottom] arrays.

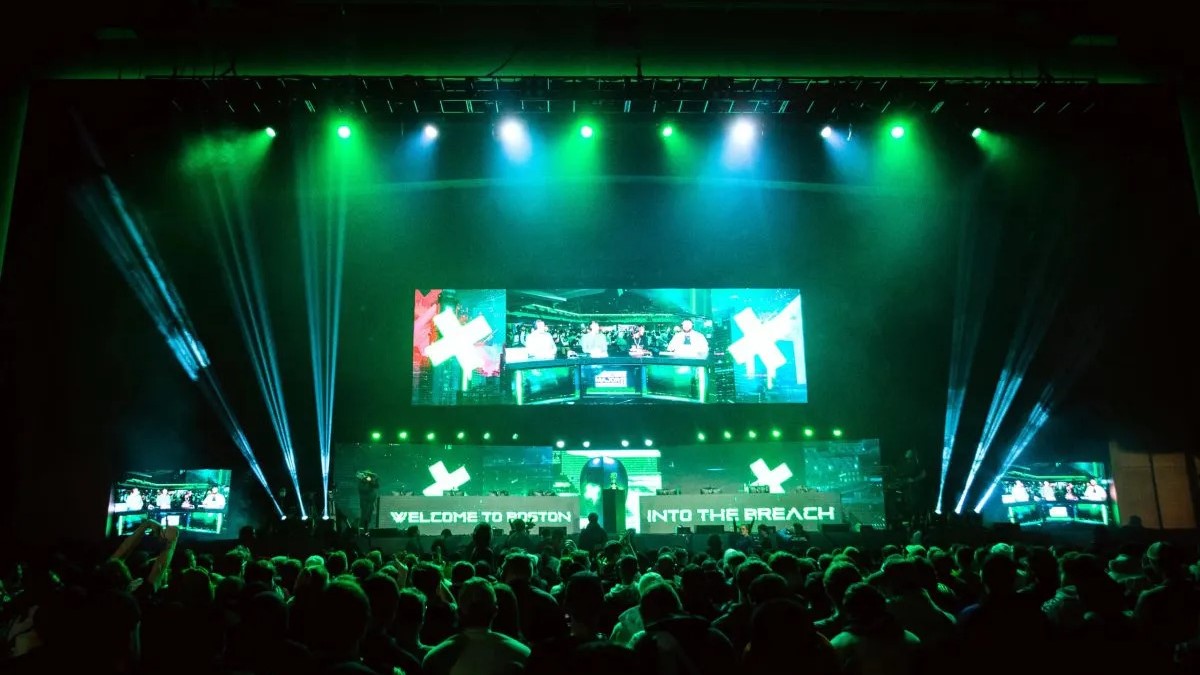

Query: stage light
[[426, 431, 436, 441], [499, 119, 524, 143], [971, 127, 983, 139], [731, 119, 758, 143], [661, 125, 675, 138], [621, 439, 630, 448], [483, 432, 492, 441], [890, 125, 906, 139], [423, 124, 439, 140], [281, 515, 288, 521], [582, 440, 591, 448], [820, 126, 833, 139], [771, 429, 782, 439], [802, 427, 815, 438], [321, 515, 330, 520], [301, 515, 309, 521], [370, 431, 382, 442], [832, 428, 844, 438], [456, 431, 466, 440], [512, 433, 520, 440], [748, 430, 758, 439], [398, 431, 408, 441], [723, 430, 733, 440], [556, 440, 566, 449], [644, 439, 654, 447], [580, 125, 594, 139], [337, 125, 352, 139], [265, 127, 277, 138], [697, 432, 706, 441]]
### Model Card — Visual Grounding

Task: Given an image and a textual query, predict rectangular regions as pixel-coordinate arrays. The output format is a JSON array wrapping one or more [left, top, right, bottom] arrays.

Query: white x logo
[[749, 459, 793, 494], [424, 309, 493, 373], [423, 461, 471, 496], [727, 295, 805, 382]]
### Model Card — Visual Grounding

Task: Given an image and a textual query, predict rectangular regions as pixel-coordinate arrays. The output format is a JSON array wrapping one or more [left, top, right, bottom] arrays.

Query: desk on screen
[[507, 355, 709, 404]]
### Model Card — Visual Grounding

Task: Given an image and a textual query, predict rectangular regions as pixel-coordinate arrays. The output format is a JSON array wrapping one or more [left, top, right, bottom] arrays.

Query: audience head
[[639, 582, 683, 625], [394, 587, 426, 635], [350, 558, 375, 583], [841, 582, 892, 633], [655, 554, 677, 580], [362, 573, 400, 629], [244, 559, 276, 588], [824, 560, 863, 608], [326, 551, 348, 577], [1145, 541, 1187, 581], [410, 562, 444, 600], [312, 580, 371, 657], [748, 572, 789, 605], [617, 555, 639, 584], [502, 552, 535, 582], [242, 591, 288, 642], [981, 552, 1018, 596], [451, 561, 476, 587], [457, 577, 499, 630], [564, 572, 605, 631]]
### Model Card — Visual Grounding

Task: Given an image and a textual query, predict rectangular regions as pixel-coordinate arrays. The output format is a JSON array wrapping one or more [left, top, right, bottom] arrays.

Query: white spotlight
[[423, 124, 439, 141], [499, 119, 524, 143], [731, 119, 758, 143], [820, 126, 834, 139]]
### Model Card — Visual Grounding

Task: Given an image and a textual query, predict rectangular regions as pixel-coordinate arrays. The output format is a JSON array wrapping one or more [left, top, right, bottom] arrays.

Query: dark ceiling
[[1, 1, 1197, 82]]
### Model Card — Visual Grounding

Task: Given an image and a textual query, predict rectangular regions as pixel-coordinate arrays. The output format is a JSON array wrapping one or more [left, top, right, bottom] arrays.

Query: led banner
[[413, 288, 807, 405], [638, 492, 843, 534], [378, 495, 580, 535]]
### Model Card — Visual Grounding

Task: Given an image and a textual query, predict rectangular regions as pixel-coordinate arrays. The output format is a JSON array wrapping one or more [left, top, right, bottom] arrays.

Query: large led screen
[[413, 288, 807, 405]]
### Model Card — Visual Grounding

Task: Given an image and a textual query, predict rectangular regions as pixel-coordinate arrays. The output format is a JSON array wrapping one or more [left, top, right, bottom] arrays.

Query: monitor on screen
[[412, 288, 807, 405]]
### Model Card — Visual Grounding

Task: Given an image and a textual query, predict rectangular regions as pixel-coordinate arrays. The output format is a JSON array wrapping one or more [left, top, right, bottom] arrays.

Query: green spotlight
[[723, 430, 733, 440], [483, 432, 491, 441], [582, 440, 591, 448], [580, 125, 594, 139], [265, 127, 277, 138], [337, 125, 352, 139], [512, 433, 520, 440], [621, 439, 630, 448], [832, 428, 844, 438], [748, 430, 758, 439], [890, 125, 906, 139], [556, 440, 566, 449], [971, 127, 983, 139], [661, 125, 675, 138], [802, 427, 815, 438], [426, 431, 436, 441], [697, 432, 706, 442], [456, 431, 466, 440], [398, 430, 409, 441], [771, 428, 782, 439], [644, 439, 654, 447], [370, 431, 382, 442]]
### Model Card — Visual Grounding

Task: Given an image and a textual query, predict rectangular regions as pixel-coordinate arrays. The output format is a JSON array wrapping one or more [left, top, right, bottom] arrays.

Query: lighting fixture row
[[367, 427, 847, 444], [262, 122, 986, 141]]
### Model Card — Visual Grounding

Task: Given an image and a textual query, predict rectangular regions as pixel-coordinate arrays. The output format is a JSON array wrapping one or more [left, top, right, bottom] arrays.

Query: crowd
[[4, 517, 1200, 675]]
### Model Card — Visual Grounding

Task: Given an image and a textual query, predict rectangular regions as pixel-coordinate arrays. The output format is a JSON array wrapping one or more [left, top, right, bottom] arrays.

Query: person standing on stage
[[524, 319, 558, 360], [580, 321, 608, 357], [358, 470, 380, 530], [666, 318, 709, 357], [579, 513, 608, 553]]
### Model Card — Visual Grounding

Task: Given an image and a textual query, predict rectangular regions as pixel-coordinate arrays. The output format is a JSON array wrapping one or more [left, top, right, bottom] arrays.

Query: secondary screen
[[109, 468, 233, 537], [413, 288, 806, 405]]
